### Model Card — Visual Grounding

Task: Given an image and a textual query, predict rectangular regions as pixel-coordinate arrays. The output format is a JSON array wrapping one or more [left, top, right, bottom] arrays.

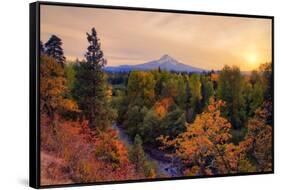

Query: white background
[[0, 0, 279, 189]]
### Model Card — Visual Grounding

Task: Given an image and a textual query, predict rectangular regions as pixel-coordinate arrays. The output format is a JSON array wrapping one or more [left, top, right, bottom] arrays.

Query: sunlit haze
[[41, 5, 272, 71]]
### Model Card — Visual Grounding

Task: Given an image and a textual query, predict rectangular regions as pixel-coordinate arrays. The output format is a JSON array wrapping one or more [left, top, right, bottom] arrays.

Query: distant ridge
[[104, 54, 206, 73]]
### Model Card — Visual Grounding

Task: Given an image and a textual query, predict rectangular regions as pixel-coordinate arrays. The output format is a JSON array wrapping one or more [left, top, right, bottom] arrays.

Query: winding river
[[112, 124, 182, 177]]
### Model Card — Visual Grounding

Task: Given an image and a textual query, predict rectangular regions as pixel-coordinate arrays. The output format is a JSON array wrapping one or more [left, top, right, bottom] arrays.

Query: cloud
[[41, 5, 272, 70]]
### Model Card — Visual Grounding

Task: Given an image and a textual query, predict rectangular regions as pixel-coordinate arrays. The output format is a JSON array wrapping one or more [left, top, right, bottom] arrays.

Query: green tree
[[160, 105, 186, 139], [127, 71, 156, 107], [243, 70, 264, 117], [44, 35, 66, 67], [124, 105, 148, 138], [73, 27, 114, 129], [129, 134, 146, 173], [249, 82, 264, 116], [259, 63, 272, 101], [64, 62, 77, 93], [201, 75, 214, 108], [217, 65, 246, 129], [187, 74, 202, 122], [161, 74, 186, 109], [141, 110, 161, 144], [129, 135, 156, 177]]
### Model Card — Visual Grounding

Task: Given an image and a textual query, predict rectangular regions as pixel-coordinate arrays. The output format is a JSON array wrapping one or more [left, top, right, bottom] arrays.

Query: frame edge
[[30, 1, 40, 189]]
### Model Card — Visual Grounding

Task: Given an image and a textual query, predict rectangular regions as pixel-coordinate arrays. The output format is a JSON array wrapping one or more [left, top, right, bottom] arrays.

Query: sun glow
[[248, 54, 257, 63], [245, 52, 260, 69]]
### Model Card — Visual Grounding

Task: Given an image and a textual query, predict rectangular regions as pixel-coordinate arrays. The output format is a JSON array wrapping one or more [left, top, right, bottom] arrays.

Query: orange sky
[[41, 5, 272, 71]]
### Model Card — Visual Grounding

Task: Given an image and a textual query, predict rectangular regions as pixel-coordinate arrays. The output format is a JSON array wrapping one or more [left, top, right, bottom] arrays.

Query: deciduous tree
[[40, 55, 79, 131], [217, 65, 246, 129], [159, 98, 252, 175]]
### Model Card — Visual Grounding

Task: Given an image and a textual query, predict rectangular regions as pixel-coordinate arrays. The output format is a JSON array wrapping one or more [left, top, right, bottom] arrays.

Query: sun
[[248, 54, 257, 64], [245, 53, 260, 69]]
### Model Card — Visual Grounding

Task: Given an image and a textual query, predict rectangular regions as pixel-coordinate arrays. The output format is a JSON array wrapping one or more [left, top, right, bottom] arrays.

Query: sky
[[41, 5, 272, 71]]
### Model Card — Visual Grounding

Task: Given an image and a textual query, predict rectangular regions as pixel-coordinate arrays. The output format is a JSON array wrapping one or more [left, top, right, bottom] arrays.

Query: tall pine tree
[[44, 35, 66, 67], [74, 27, 114, 129]]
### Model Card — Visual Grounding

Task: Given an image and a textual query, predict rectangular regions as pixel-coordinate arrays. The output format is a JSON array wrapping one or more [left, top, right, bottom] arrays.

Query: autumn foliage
[[40, 26, 272, 185], [159, 98, 272, 176], [40, 29, 156, 185], [41, 113, 144, 185]]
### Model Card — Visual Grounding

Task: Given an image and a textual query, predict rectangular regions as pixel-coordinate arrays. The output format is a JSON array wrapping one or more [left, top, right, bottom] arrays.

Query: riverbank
[[112, 124, 183, 177]]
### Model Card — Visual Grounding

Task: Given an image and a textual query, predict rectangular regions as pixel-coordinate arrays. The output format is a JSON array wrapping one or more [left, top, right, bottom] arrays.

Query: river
[[112, 124, 182, 177]]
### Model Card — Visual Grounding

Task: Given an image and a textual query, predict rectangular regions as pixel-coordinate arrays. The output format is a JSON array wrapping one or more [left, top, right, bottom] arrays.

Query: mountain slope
[[104, 54, 205, 73]]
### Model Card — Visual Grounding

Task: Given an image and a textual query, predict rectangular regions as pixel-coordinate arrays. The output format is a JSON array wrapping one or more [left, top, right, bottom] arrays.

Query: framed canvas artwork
[[30, 1, 274, 188]]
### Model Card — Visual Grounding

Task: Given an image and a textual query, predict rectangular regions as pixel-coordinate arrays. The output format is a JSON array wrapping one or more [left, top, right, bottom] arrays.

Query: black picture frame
[[30, 1, 274, 189]]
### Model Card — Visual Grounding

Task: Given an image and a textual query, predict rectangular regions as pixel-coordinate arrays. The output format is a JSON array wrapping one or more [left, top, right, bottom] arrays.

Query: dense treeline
[[40, 26, 272, 184], [110, 64, 271, 136], [108, 62, 272, 175]]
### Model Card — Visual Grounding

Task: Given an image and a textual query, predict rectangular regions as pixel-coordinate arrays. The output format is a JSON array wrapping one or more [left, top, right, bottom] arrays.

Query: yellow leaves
[[60, 99, 80, 113], [238, 159, 256, 173], [127, 71, 156, 106], [106, 85, 113, 98], [146, 168, 157, 179]]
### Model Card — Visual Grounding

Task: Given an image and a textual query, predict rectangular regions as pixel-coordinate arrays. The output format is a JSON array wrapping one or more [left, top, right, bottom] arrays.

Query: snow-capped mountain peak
[[159, 54, 177, 64], [104, 55, 205, 73]]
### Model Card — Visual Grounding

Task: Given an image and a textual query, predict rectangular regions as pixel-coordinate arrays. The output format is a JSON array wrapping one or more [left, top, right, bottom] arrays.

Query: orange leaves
[[154, 97, 174, 118], [40, 55, 79, 116], [41, 114, 141, 185], [60, 99, 80, 113], [94, 128, 130, 165], [210, 73, 219, 82], [241, 102, 273, 172], [159, 98, 237, 175], [160, 98, 273, 175]]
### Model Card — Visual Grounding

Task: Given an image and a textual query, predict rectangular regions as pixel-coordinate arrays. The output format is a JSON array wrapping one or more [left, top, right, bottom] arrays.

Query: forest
[[40, 27, 272, 185]]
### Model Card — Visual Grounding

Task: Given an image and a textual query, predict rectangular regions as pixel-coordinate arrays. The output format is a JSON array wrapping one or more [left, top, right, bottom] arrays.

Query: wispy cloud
[[41, 5, 271, 71]]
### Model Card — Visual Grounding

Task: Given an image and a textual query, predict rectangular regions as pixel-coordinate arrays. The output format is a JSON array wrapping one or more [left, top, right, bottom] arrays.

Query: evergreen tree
[[45, 35, 66, 67], [73, 27, 113, 129]]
